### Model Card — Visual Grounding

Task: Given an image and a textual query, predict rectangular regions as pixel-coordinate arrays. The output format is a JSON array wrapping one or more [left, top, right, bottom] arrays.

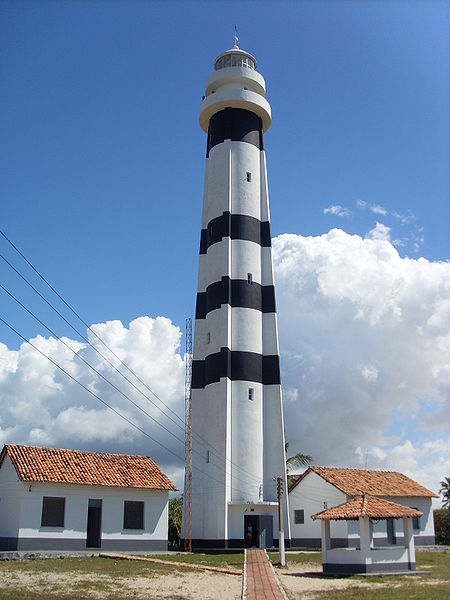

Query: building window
[[206, 450, 210, 463], [206, 332, 211, 344], [247, 273, 252, 284], [294, 509, 304, 524], [123, 501, 144, 530], [41, 496, 65, 527], [412, 510, 420, 530], [248, 388, 254, 401], [246, 172, 252, 182], [386, 518, 396, 544]]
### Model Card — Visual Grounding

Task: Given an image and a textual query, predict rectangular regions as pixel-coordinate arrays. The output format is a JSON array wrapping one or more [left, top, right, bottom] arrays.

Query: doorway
[[244, 515, 274, 548], [244, 515, 259, 547], [86, 499, 102, 548]]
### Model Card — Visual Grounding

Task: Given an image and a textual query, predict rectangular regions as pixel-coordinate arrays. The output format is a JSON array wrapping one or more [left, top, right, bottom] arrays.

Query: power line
[[0, 315, 255, 499], [0, 283, 185, 448], [0, 283, 260, 489], [0, 248, 261, 483], [0, 230, 263, 485]]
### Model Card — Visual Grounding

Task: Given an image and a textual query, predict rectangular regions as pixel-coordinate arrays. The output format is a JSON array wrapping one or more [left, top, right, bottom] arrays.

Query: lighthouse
[[187, 41, 290, 549]]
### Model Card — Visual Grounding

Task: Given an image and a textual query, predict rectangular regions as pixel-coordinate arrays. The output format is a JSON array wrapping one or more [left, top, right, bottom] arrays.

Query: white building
[[185, 41, 289, 549], [289, 466, 437, 549], [312, 494, 423, 574], [0, 444, 177, 552]]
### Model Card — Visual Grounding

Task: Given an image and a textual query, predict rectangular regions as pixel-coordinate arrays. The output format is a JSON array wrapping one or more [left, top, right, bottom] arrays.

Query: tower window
[[206, 332, 211, 344], [247, 273, 253, 285], [248, 388, 254, 401], [246, 172, 252, 182], [206, 450, 210, 464]]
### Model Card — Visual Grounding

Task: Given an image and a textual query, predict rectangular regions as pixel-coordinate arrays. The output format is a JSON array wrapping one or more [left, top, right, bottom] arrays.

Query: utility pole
[[275, 476, 286, 566]]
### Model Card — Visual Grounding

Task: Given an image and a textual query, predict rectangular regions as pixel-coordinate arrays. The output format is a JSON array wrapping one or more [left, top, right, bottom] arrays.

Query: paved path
[[245, 549, 286, 600]]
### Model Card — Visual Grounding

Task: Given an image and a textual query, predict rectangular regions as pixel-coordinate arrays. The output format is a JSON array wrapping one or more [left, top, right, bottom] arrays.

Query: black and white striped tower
[[188, 42, 290, 549]]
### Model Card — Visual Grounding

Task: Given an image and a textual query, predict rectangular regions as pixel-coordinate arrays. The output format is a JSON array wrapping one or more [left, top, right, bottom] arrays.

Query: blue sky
[[0, 2, 448, 493], [1, 1, 447, 348]]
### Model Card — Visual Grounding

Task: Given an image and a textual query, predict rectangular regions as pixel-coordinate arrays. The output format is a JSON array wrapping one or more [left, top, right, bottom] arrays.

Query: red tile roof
[[0, 444, 177, 491], [311, 494, 423, 521], [289, 466, 437, 497]]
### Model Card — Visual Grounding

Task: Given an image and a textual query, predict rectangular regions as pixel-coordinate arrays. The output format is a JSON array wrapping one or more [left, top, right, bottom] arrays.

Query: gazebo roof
[[311, 494, 423, 521]]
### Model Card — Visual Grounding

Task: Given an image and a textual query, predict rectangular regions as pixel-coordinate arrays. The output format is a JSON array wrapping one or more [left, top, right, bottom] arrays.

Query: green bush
[[168, 496, 183, 548], [433, 508, 450, 545]]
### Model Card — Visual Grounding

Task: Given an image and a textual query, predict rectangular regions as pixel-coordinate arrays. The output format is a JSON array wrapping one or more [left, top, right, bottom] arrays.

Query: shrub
[[433, 508, 450, 545], [168, 496, 183, 548]]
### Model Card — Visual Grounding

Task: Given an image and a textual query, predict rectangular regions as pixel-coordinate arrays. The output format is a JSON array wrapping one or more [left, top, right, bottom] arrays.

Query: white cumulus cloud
[[371, 204, 388, 216], [323, 205, 351, 217], [273, 230, 450, 496], [0, 317, 186, 478], [367, 221, 391, 241]]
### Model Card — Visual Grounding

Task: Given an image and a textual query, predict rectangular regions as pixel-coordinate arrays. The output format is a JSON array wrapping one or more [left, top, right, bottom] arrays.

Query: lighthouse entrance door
[[244, 515, 258, 547], [259, 515, 273, 549], [244, 515, 273, 548]]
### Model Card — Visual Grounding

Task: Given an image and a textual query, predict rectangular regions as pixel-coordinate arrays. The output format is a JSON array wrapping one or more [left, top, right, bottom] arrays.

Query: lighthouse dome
[[214, 48, 257, 71]]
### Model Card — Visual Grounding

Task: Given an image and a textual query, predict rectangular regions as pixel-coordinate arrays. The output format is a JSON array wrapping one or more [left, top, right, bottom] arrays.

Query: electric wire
[[0, 283, 261, 490], [0, 315, 257, 499], [0, 233, 261, 482], [0, 230, 265, 485], [0, 262, 261, 485]]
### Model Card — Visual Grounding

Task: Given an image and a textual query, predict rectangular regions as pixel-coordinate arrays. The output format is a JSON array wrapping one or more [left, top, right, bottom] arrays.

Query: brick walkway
[[245, 549, 285, 600]]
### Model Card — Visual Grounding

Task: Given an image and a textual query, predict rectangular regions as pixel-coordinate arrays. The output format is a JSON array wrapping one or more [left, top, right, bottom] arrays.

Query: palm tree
[[285, 442, 312, 474], [439, 477, 450, 508]]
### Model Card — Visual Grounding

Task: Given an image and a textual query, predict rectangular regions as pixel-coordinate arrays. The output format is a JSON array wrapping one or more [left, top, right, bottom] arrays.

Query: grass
[[0, 552, 242, 599], [0, 556, 181, 600], [0, 555, 176, 576], [268, 550, 322, 566], [148, 551, 245, 569]]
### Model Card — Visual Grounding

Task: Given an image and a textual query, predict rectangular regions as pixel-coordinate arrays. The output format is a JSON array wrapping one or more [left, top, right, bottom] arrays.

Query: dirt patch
[[0, 569, 241, 599], [275, 562, 393, 598]]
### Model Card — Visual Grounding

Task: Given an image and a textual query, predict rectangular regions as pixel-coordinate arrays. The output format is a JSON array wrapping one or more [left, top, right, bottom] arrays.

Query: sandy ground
[[0, 570, 242, 599], [275, 562, 392, 599], [1, 559, 445, 599]]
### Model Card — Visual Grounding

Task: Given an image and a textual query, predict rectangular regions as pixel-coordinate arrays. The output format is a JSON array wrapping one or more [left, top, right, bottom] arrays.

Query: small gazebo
[[311, 493, 422, 574]]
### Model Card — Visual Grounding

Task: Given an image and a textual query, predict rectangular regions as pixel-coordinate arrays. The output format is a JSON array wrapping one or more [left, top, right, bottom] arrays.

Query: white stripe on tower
[[186, 45, 290, 549]]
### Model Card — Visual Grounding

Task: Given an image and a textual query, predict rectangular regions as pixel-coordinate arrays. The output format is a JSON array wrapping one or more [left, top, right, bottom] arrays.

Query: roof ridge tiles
[[0, 443, 177, 491], [288, 465, 437, 497]]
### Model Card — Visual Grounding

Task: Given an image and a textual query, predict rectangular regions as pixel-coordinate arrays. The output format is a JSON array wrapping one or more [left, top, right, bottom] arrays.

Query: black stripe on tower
[[206, 108, 264, 157], [196, 277, 276, 319], [199, 213, 271, 254], [191, 348, 281, 388]]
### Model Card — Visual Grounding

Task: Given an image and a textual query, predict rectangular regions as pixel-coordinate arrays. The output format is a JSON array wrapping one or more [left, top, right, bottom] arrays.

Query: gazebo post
[[321, 519, 331, 566], [359, 516, 371, 566], [403, 517, 416, 571]]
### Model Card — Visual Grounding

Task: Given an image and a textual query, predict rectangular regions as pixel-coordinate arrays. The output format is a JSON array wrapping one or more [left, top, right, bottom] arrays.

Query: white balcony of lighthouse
[[199, 47, 271, 133]]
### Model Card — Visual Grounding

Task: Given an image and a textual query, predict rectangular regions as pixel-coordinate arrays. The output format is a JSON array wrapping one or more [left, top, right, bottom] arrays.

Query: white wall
[[0, 455, 23, 542], [19, 482, 168, 538], [289, 471, 348, 545], [13, 480, 168, 550]]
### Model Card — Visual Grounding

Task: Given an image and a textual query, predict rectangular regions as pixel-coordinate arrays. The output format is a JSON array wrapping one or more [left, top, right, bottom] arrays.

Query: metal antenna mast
[[183, 317, 193, 552]]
